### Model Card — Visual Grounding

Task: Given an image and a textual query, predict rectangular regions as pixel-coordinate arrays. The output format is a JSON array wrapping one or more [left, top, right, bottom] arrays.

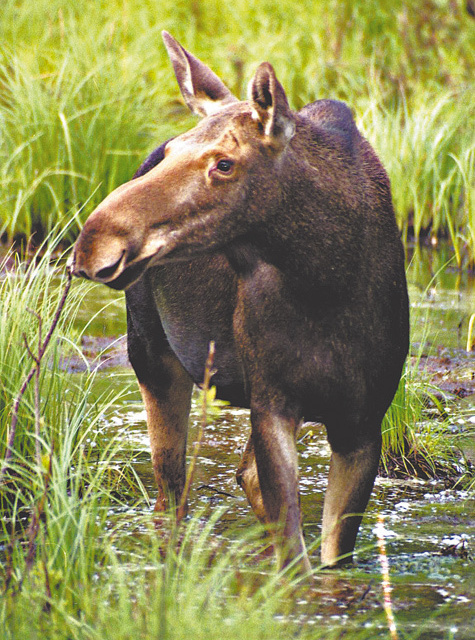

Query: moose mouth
[[70, 230, 175, 290], [68, 253, 153, 290], [103, 255, 154, 290]]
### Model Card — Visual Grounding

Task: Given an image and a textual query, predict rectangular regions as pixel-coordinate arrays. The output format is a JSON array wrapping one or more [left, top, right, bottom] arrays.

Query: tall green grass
[[359, 87, 475, 268], [0, 237, 469, 639], [0, 240, 111, 464], [380, 363, 457, 479], [1, 0, 474, 264], [381, 267, 474, 480], [0, 237, 384, 640], [0, 249, 139, 568]]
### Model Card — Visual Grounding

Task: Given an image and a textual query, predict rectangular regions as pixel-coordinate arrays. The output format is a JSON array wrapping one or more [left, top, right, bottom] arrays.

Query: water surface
[[76, 248, 474, 638]]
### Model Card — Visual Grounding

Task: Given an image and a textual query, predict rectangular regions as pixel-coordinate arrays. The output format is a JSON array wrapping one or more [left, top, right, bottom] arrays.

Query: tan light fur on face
[[70, 32, 294, 290], [71, 106, 269, 288]]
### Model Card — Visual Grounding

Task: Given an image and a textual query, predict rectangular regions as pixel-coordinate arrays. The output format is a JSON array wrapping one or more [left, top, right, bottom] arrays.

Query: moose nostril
[[95, 252, 126, 281], [77, 270, 91, 280]]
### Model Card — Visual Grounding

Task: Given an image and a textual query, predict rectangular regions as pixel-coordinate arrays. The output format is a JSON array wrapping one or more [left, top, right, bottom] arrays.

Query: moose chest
[[147, 252, 326, 400], [149, 257, 243, 391]]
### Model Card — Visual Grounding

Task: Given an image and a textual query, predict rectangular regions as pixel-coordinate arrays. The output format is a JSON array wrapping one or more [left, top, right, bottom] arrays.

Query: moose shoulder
[[71, 32, 409, 571]]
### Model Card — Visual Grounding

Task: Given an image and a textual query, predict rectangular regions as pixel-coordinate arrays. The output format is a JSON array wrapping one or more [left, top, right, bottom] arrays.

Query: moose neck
[[225, 151, 364, 305]]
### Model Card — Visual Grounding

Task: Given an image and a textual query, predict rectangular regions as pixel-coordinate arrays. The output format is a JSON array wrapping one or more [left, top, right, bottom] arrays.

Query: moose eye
[[216, 159, 234, 173]]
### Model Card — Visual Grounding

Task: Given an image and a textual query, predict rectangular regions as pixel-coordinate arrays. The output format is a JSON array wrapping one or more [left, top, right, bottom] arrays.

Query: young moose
[[71, 33, 409, 571]]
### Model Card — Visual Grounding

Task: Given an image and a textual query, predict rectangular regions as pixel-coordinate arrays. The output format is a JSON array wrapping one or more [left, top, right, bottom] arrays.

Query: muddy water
[[77, 249, 474, 639]]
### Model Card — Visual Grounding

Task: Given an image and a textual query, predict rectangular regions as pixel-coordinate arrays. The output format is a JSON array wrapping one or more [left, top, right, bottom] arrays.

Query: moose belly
[[150, 257, 245, 394]]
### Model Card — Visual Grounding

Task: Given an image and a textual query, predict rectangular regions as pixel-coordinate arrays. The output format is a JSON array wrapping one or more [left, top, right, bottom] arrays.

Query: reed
[[359, 87, 475, 268]]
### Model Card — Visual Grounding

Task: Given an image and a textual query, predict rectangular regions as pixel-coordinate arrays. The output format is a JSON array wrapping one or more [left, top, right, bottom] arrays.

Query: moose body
[[71, 33, 409, 570]]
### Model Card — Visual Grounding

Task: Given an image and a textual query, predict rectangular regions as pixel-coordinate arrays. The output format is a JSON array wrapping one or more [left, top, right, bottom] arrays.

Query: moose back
[[71, 32, 409, 570]]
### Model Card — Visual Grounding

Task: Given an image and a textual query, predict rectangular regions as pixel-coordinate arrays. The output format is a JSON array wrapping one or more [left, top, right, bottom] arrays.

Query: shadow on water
[[74, 247, 474, 639]]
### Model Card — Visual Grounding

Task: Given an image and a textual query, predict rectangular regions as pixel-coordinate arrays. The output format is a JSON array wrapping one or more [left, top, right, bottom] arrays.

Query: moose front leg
[[138, 353, 193, 512], [249, 407, 310, 572], [321, 436, 381, 566], [127, 282, 194, 513]]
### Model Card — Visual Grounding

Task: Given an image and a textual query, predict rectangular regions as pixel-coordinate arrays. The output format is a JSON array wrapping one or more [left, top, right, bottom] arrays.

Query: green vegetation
[[381, 261, 474, 481], [1, 0, 474, 265], [381, 360, 471, 482], [0, 246, 383, 640], [0, 3, 473, 637]]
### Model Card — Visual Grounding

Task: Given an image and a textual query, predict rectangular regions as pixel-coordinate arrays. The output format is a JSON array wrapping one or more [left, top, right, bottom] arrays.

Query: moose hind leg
[[321, 436, 381, 566], [236, 435, 268, 524]]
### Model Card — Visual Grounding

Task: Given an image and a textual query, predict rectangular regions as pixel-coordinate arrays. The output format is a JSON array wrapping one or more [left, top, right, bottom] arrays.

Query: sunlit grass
[[359, 87, 475, 268]]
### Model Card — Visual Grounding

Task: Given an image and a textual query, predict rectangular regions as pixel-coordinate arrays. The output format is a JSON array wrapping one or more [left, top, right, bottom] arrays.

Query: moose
[[70, 33, 409, 571]]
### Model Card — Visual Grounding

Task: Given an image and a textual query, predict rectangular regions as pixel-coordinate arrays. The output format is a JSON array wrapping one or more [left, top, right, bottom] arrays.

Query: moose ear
[[162, 32, 238, 117], [249, 63, 295, 146]]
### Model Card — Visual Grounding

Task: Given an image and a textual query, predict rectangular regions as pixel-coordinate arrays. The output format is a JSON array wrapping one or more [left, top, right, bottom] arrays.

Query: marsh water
[[74, 248, 474, 639]]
